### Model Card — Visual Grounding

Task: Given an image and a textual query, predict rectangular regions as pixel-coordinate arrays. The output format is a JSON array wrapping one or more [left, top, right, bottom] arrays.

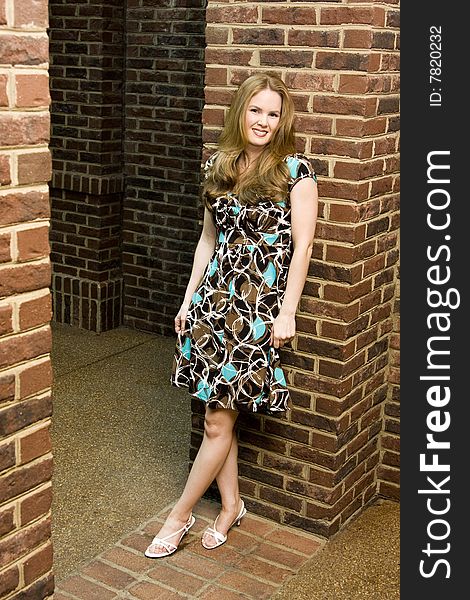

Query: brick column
[[122, 0, 207, 334], [0, 1, 54, 597], [194, 0, 400, 537], [48, 1, 125, 332]]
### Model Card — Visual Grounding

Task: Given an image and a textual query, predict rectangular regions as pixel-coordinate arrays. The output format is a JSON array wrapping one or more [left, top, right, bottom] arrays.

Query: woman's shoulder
[[284, 153, 317, 187]]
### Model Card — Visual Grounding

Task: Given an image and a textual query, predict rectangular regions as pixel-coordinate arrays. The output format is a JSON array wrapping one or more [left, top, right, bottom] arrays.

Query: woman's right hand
[[175, 303, 190, 334]]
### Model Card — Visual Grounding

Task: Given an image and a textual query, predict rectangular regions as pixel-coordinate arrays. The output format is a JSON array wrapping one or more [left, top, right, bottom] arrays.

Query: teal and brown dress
[[170, 153, 317, 416]]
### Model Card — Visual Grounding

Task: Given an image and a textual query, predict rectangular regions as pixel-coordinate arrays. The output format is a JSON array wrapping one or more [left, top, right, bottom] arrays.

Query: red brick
[[320, 6, 374, 25], [20, 484, 52, 526], [0, 112, 50, 147], [0, 326, 51, 370], [127, 581, 187, 600], [15, 74, 50, 108], [190, 538, 244, 567], [0, 564, 19, 597], [263, 6, 315, 25], [17, 152, 52, 185], [0, 34, 49, 65], [0, 154, 11, 184], [17, 225, 50, 260], [121, 531, 152, 554], [14, 0, 49, 28], [20, 423, 51, 464], [198, 586, 247, 600], [148, 563, 205, 595], [0, 190, 50, 226], [18, 292, 51, 331], [260, 49, 313, 68], [81, 560, 137, 590], [0, 261, 51, 297], [0, 232, 11, 263], [204, 67, 228, 86], [23, 541, 53, 585], [255, 542, 306, 570], [205, 26, 229, 45], [167, 550, 227, 579], [0, 438, 16, 472], [59, 575, 116, 600], [1, 393, 52, 440], [207, 5, 258, 24], [259, 486, 302, 512], [202, 107, 224, 127], [0, 73, 8, 106], [344, 29, 374, 49], [0, 516, 50, 566], [217, 570, 277, 599], [204, 88, 233, 106], [288, 29, 339, 48], [0, 456, 52, 504], [18, 358, 52, 399], [0, 0, 6, 25], [286, 71, 335, 92], [0, 303, 13, 334], [232, 27, 284, 46], [205, 48, 254, 66], [235, 514, 276, 538], [235, 554, 294, 584], [264, 528, 323, 556], [100, 545, 150, 574], [0, 372, 15, 403], [0, 505, 16, 536], [295, 115, 333, 135]]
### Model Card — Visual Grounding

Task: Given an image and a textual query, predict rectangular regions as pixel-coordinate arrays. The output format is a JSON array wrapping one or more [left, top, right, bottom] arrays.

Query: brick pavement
[[54, 498, 326, 599]]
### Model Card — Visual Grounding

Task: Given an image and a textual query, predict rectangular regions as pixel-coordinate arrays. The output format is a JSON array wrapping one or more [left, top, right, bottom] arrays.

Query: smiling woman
[[145, 73, 318, 559], [243, 89, 282, 151]]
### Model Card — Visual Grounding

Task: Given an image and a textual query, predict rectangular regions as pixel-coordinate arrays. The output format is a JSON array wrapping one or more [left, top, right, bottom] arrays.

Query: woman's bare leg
[[146, 407, 239, 554], [202, 429, 243, 548]]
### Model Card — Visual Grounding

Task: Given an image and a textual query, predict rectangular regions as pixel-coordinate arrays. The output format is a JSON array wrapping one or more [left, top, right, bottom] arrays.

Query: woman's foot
[[202, 499, 246, 549], [145, 510, 194, 558]]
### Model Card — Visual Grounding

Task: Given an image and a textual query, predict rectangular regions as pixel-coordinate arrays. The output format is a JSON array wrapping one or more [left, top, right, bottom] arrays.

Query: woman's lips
[[252, 128, 268, 137]]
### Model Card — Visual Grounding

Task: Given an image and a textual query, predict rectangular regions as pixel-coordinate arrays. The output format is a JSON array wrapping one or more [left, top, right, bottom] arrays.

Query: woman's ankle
[[168, 505, 193, 523], [221, 496, 241, 513]]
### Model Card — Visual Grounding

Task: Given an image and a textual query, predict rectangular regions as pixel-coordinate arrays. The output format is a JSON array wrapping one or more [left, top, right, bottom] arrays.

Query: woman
[[145, 73, 318, 558]]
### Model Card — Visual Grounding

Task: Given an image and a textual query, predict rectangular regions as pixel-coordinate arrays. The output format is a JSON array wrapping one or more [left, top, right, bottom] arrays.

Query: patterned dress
[[170, 153, 317, 415]]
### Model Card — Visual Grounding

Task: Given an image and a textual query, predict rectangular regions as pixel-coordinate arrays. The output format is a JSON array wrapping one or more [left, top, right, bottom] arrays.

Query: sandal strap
[[149, 514, 193, 549], [148, 537, 176, 553], [205, 526, 226, 544]]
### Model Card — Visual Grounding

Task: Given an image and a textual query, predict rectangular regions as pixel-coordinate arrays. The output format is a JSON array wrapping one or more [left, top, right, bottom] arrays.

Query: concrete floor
[[50, 323, 192, 582], [51, 324, 400, 596], [273, 498, 399, 600]]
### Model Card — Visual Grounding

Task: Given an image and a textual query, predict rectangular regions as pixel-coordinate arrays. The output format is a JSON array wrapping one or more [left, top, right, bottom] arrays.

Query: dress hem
[[170, 375, 290, 416]]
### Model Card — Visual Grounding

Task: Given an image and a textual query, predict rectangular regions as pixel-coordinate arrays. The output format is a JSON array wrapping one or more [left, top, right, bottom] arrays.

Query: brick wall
[[193, 0, 400, 536], [48, 1, 125, 332], [380, 271, 399, 498], [122, 0, 207, 334], [0, 1, 54, 597]]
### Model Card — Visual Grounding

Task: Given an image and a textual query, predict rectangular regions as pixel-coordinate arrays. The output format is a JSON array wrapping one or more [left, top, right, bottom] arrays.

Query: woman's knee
[[204, 408, 237, 439]]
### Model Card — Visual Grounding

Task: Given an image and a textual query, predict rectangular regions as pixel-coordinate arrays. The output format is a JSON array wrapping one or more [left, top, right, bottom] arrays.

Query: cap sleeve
[[285, 154, 317, 192]]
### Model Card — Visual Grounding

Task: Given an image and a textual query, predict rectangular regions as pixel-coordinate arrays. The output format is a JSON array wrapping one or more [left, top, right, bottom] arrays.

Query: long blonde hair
[[203, 73, 296, 209]]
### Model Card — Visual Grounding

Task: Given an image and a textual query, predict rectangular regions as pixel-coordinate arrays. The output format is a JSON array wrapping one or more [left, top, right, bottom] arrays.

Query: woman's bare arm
[[270, 176, 318, 347], [175, 207, 217, 334]]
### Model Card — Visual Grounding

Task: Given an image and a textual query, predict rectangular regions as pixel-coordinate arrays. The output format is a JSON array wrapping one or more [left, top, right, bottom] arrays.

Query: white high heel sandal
[[145, 514, 196, 558], [202, 500, 247, 550]]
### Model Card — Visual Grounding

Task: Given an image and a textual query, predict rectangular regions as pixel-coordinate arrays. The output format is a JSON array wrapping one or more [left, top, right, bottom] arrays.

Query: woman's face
[[243, 88, 282, 152]]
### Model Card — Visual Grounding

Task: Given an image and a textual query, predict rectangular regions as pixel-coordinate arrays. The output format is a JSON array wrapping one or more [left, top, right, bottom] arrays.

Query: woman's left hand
[[269, 312, 296, 349]]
